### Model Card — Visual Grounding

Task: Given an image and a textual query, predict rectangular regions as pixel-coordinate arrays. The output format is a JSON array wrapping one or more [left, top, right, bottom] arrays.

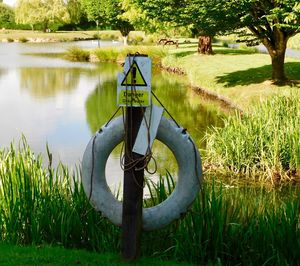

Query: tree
[[81, 0, 134, 45], [230, 0, 300, 82], [121, 0, 171, 34], [15, 0, 80, 31], [0, 2, 15, 29], [134, 0, 240, 54]]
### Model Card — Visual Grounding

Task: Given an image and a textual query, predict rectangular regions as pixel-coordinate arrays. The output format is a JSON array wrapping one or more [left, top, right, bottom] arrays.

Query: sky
[[3, 0, 16, 6]]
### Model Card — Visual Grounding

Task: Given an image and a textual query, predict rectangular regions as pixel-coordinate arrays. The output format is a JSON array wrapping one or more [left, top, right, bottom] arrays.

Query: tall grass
[[0, 140, 299, 265], [205, 93, 300, 182], [92, 46, 167, 65], [64, 46, 90, 62], [0, 139, 120, 251]]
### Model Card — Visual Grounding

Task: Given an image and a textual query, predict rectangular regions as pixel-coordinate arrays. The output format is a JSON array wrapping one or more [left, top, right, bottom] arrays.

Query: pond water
[[0, 40, 224, 188]]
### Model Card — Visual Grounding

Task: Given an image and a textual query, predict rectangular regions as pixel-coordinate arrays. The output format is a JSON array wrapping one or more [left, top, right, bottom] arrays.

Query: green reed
[[64, 46, 90, 62], [92, 46, 167, 65], [0, 140, 299, 265], [0, 138, 120, 250], [205, 93, 300, 182], [143, 176, 300, 265]]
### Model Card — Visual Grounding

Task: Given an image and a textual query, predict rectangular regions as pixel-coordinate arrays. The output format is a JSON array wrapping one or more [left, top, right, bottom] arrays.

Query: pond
[[0, 40, 224, 188]]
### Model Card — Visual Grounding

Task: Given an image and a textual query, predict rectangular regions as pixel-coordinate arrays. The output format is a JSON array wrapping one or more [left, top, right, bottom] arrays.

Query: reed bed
[[0, 139, 120, 251], [205, 93, 300, 182], [91, 46, 167, 65], [0, 140, 299, 265], [64, 46, 90, 62], [64, 45, 167, 65]]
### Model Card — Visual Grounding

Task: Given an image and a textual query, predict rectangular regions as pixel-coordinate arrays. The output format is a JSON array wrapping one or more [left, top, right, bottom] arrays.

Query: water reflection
[[20, 68, 81, 97]]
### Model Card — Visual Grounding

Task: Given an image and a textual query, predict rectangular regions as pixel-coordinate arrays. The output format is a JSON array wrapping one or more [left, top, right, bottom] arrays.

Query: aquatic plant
[[64, 46, 90, 62], [205, 93, 300, 182]]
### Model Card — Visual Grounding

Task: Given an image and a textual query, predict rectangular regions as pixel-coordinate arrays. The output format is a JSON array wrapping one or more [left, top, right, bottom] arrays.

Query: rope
[[88, 134, 97, 200], [151, 91, 181, 128]]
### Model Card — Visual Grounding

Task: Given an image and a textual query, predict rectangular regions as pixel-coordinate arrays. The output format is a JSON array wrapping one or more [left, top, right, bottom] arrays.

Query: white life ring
[[82, 116, 202, 231]]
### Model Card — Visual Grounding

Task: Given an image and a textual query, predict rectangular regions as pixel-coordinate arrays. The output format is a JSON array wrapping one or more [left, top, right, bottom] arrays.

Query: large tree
[[15, 0, 81, 31], [81, 0, 134, 45], [231, 0, 300, 82]]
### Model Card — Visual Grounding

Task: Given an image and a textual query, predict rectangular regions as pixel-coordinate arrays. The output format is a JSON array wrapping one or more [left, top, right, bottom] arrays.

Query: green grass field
[[163, 44, 300, 111], [0, 244, 192, 266]]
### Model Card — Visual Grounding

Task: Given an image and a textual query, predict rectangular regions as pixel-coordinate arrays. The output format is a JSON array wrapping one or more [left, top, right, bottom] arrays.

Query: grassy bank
[[163, 44, 300, 110], [0, 141, 299, 265], [64, 41, 300, 111], [0, 30, 101, 42]]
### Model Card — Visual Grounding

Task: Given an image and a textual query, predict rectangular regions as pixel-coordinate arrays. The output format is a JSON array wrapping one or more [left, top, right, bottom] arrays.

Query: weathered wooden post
[[122, 106, 144, 260], [117, 54, 152, 261]]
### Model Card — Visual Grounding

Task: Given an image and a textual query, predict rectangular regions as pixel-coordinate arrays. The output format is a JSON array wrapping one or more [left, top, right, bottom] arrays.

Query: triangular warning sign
[[121, 61, 147, 86]]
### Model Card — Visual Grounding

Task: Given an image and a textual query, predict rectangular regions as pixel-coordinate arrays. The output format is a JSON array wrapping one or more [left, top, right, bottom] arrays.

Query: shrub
[[18, 37, 28, 43], [64, 46, 90, 62]]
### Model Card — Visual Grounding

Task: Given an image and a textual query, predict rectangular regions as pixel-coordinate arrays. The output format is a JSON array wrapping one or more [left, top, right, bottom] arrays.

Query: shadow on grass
[[216, 62, 300, 87]]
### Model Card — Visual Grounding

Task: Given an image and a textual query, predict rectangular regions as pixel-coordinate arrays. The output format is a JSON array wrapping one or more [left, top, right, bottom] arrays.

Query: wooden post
[[122, 107, 144, 261]]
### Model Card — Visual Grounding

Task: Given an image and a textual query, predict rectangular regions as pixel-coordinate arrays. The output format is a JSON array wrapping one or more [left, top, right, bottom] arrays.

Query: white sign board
[[133, 105, 164, 155], [117, 56, 151, 107]]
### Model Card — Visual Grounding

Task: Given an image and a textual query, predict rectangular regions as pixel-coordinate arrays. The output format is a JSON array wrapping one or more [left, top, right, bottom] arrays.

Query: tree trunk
[[271, 50, 286, 82], [123, 35, 128, 46], [198, 35, 213, 54], [262, 29, 288, 83]]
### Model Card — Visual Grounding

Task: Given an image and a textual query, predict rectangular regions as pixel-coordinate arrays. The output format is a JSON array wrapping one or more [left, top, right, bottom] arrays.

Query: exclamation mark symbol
[[132, 67, 137, 85]]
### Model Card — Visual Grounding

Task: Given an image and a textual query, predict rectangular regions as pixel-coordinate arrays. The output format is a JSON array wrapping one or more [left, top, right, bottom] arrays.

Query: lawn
[[163, 44, 300, 111], [0, 244, 192, 266]]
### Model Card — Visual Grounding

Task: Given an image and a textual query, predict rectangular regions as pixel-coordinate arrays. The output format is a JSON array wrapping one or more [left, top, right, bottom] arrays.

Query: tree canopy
[[15, 0, 81, 31], [0, 2, 15, 28], [81, 0, 134, 43]]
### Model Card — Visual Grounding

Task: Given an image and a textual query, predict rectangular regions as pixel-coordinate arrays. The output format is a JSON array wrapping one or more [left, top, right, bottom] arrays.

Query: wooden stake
[[121, 106, 144, 261]]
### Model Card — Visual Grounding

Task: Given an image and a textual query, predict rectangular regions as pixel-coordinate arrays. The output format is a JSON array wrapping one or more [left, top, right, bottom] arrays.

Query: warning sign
[[118, 90, 150, 106], [121, 62, 147, 87], [117, 56, 151, 107]]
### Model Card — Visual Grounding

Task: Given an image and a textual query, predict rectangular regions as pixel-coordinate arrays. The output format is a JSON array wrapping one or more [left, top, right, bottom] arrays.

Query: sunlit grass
[[163, 46, 300, 110], [288, 34, 300, 50], [0, 30, 116, 42]]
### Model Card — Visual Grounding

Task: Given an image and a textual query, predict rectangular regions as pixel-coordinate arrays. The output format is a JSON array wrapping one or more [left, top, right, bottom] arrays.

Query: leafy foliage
[[80, 0, 134, 38], [0, 2, 15, 29], [15, 0, 82, 31]]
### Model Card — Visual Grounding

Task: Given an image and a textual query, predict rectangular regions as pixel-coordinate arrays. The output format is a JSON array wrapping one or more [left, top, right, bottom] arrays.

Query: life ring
[[82, 116, 202, 231]]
